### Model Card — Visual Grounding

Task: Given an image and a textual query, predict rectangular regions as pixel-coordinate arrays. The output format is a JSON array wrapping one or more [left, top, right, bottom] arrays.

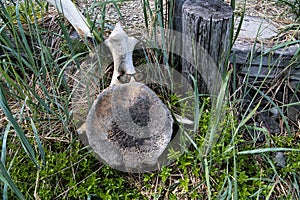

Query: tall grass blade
[[204, 157, 212, 200], [293, 172, 300, 198], [0, 85, 38, 167], [231, 0, 245, 46], [112, 2, 124, 21], [31, 118, 45, 166], [233, 144, 238, 200], [15, 2, 36, 74], [142, 0, 153, 32], [203, 69, 231, 156], [0, 162, 24, 200], [263, 40, 300, 55], [189, 74, 200, 132], [1, 122, 11, 200], [238, 148, 300, 154], [238, 102, 260, 129]]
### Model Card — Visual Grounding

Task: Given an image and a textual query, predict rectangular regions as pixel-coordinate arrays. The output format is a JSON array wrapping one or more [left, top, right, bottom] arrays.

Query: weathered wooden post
[[174, 0, 186, 33], [181, 0, 233, 94]]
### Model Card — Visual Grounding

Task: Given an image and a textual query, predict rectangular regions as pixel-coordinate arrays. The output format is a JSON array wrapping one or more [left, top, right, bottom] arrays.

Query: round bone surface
[[86, 82, 173, 172]]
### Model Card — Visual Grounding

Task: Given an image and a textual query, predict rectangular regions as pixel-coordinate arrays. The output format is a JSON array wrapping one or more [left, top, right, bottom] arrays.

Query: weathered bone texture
[[81, 24, 173, 172], [86, 82, 173, 172], [105, 23, 139, 86], [46, 0, 91, 38]]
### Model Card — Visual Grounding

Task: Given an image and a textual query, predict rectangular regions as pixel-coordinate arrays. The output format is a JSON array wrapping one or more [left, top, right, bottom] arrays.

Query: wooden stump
[[182, 0, 233, 95]]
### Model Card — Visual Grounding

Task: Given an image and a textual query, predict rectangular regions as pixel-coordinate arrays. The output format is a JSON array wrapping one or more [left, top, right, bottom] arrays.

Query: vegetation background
[[0, 0, 299, 199]]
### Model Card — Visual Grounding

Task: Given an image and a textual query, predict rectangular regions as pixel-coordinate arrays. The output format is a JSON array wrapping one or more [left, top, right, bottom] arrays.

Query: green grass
[[3, 139, 145, 199], [277, 0, 300, 21], [0, 0, 300, 199]]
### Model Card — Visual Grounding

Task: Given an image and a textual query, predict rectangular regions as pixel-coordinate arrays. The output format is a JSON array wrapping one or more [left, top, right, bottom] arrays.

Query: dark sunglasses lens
[[118, 74, 131, 83], [133, 72, 146, 82]]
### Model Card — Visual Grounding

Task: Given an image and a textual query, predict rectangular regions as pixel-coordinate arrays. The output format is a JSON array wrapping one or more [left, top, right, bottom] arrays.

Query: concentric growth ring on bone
[[86, 82, 173, 172], [111, 83, 168, 139]]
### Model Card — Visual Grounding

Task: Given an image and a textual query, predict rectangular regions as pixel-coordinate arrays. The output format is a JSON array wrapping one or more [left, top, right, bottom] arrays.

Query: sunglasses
[[117, 72, 147, 83]]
